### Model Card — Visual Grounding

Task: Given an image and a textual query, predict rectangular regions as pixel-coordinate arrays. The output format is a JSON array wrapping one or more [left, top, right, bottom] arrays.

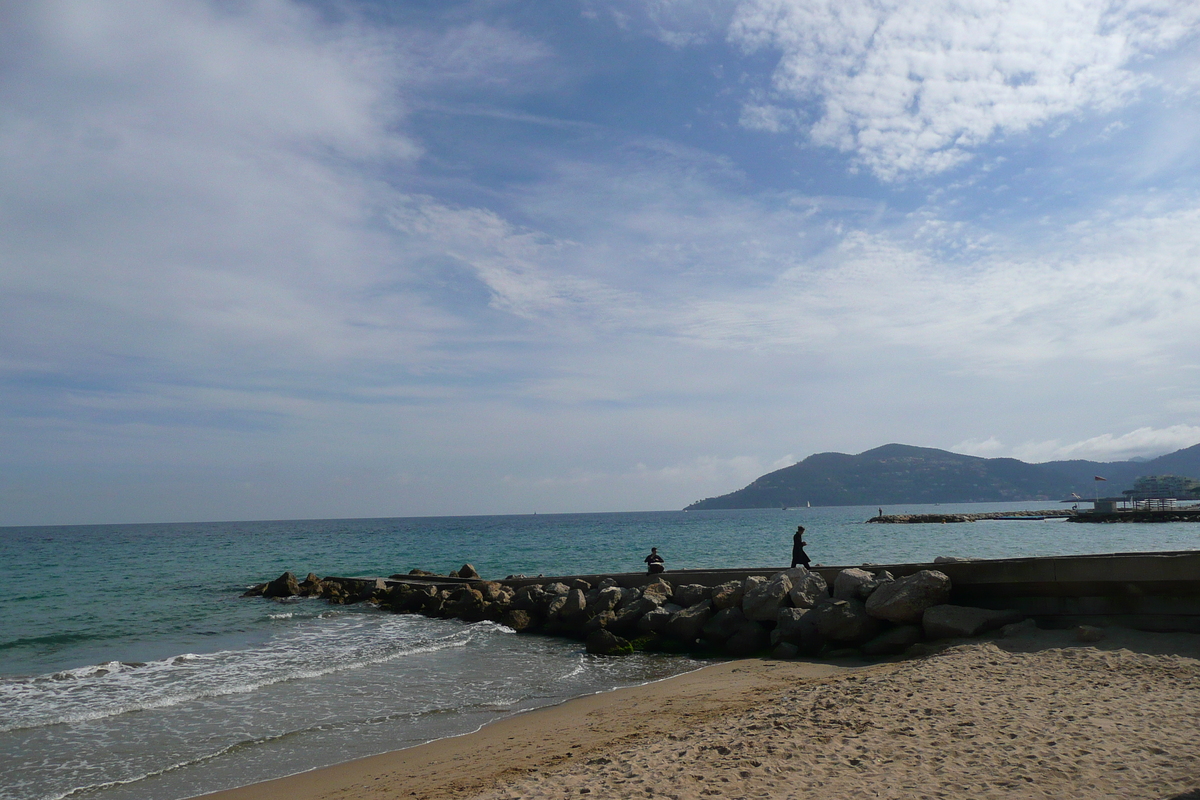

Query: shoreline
[[194, 658, 856, 800], [197, 626, 1200, 800]]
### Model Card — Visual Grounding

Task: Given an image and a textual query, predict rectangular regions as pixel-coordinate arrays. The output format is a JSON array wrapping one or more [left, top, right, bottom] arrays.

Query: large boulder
[[500, 609, 538, 631], [481, 601, 507, 621], [786, 567, 828, 608], [560, 588, 587, 619], [543, 582, 572, 596], [584, 610, 617, 632], [545, 595, 568, 619], [673, 584, 711, 607], [865, 570, 952, 624], [608, 596, 661, 633], [701, 607, 748, 643], [1001, 619, 1038, 638], [724, 622, 770, 657], [585, 629, 632, 656], [637, 606, 674, 634], [637, 587, 666, 608], [590, 586, 623, 614], [710, 581, 745, 611], [772, 642, 801, 660], [380, 583, 414, 611], [263, 571, 301, 599], [623, 595, 663, 618], [457, 564, 481, 580], [642, 580, 673, 605], [391, 584, 433, 613], [445, 587, 486, 621], [772, 607, 824, 656], [833, 568, 879, 601], [743, 572, 792, 621], [922, 605, 1024, 639], [511, 585, 548, 612], [477, 582, 511, 603], [666, 600, 714, 644], [740, 576, 767, 605], [614, 587, 642, 611], [358, 578, 389, 603], [298, 573, 324, 597], [324, 583, 350, 604], [420, 591, 447, 616], [812, 598, 883, 645], [861, 624, 923, 656]]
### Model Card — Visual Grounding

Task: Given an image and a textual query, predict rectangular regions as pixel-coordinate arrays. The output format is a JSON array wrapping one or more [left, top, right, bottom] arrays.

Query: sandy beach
[[201, 627, 1200, 800]]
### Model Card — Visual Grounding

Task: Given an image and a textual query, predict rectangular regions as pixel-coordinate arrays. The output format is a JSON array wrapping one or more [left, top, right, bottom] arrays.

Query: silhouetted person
[[878, 507, 883, 518], [644, 547, 665, 574], [791, 526, 810, 569]]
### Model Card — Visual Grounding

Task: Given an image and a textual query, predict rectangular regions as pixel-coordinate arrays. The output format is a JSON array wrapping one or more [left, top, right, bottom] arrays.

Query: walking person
[[791, 526, 810, 569]]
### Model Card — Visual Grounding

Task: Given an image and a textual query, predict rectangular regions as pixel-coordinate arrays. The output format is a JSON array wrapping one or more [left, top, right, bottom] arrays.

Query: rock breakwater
[[244, 564, 1026, 660], [870, 509, 1072, 523]]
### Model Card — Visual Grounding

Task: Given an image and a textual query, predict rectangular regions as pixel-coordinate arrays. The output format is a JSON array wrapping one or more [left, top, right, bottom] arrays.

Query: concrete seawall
[[496, 550, 1200, 633]]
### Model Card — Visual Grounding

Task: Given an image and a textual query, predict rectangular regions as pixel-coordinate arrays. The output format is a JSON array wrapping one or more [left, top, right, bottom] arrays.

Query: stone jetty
[[243, 564, 1026, 659], [869, 509, 1072, 523]]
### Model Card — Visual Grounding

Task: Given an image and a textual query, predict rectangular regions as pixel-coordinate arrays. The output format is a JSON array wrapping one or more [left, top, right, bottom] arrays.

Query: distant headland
[[685, 442, 1200, 510]]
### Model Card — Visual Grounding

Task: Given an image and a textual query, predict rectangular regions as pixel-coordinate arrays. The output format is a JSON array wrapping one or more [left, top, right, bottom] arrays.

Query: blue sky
[[3, 0, 1200, 525]]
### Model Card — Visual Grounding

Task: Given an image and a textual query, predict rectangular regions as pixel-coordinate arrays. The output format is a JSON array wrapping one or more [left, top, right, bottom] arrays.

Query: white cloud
[[660, 201, 1200, 375], [7, 0, 415, 158], [738, 102, 803, 133], [0, 0, 557, 391], [387, 197, 639, 329], [635, 453, 795, 484], [581, 0, 740, 47], [500, 453, 794, 507], [387, 147, 1200, 388], [384, 149, 1200, 412], [953, 426, 1200, 462], [1011, 426, 1200, 462], [951, 436, 1007, 458], [729, 0, 1200, 178]]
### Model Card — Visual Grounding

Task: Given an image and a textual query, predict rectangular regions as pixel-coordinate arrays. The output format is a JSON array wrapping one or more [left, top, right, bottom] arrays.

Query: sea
[[3, 502, 1199, 800]]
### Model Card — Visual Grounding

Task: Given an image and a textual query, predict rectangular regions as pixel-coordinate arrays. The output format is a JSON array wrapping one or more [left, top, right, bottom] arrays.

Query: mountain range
[[684, 443, 1200, 510]]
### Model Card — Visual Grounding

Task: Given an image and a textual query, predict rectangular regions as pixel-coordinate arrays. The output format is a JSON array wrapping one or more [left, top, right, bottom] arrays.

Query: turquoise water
[[2, 503, 1197, 800]]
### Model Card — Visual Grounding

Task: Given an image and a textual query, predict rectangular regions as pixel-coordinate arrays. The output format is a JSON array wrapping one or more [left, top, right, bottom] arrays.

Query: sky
[[3, 0, 1200, 525]]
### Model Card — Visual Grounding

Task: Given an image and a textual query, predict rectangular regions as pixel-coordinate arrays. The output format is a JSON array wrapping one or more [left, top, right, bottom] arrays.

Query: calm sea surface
[[3, 503, 1198, 800]]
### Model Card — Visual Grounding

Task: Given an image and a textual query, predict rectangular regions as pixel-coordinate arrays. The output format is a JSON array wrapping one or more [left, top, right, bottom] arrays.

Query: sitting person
[[644, 547, 665, 574]]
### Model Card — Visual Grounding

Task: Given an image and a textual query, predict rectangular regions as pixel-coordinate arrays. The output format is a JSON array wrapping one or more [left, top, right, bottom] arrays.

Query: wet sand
[[200, 627, 1200, 800]]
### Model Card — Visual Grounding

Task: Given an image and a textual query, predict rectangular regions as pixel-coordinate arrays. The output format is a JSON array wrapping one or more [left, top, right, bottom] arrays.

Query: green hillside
[[685, 443, 1200, 509]]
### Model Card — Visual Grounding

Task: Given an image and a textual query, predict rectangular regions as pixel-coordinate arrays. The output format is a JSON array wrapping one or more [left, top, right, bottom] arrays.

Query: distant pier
[[869, 509, 1072, 524], [1067, 507, 1200, 523]]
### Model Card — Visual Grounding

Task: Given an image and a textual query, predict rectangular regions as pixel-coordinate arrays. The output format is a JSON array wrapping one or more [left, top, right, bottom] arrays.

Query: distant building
[[1123, 474, 1200, 500]]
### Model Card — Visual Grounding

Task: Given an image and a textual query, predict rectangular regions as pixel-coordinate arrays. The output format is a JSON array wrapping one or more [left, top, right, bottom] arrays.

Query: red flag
[[1094, 476, 1107, 481]]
